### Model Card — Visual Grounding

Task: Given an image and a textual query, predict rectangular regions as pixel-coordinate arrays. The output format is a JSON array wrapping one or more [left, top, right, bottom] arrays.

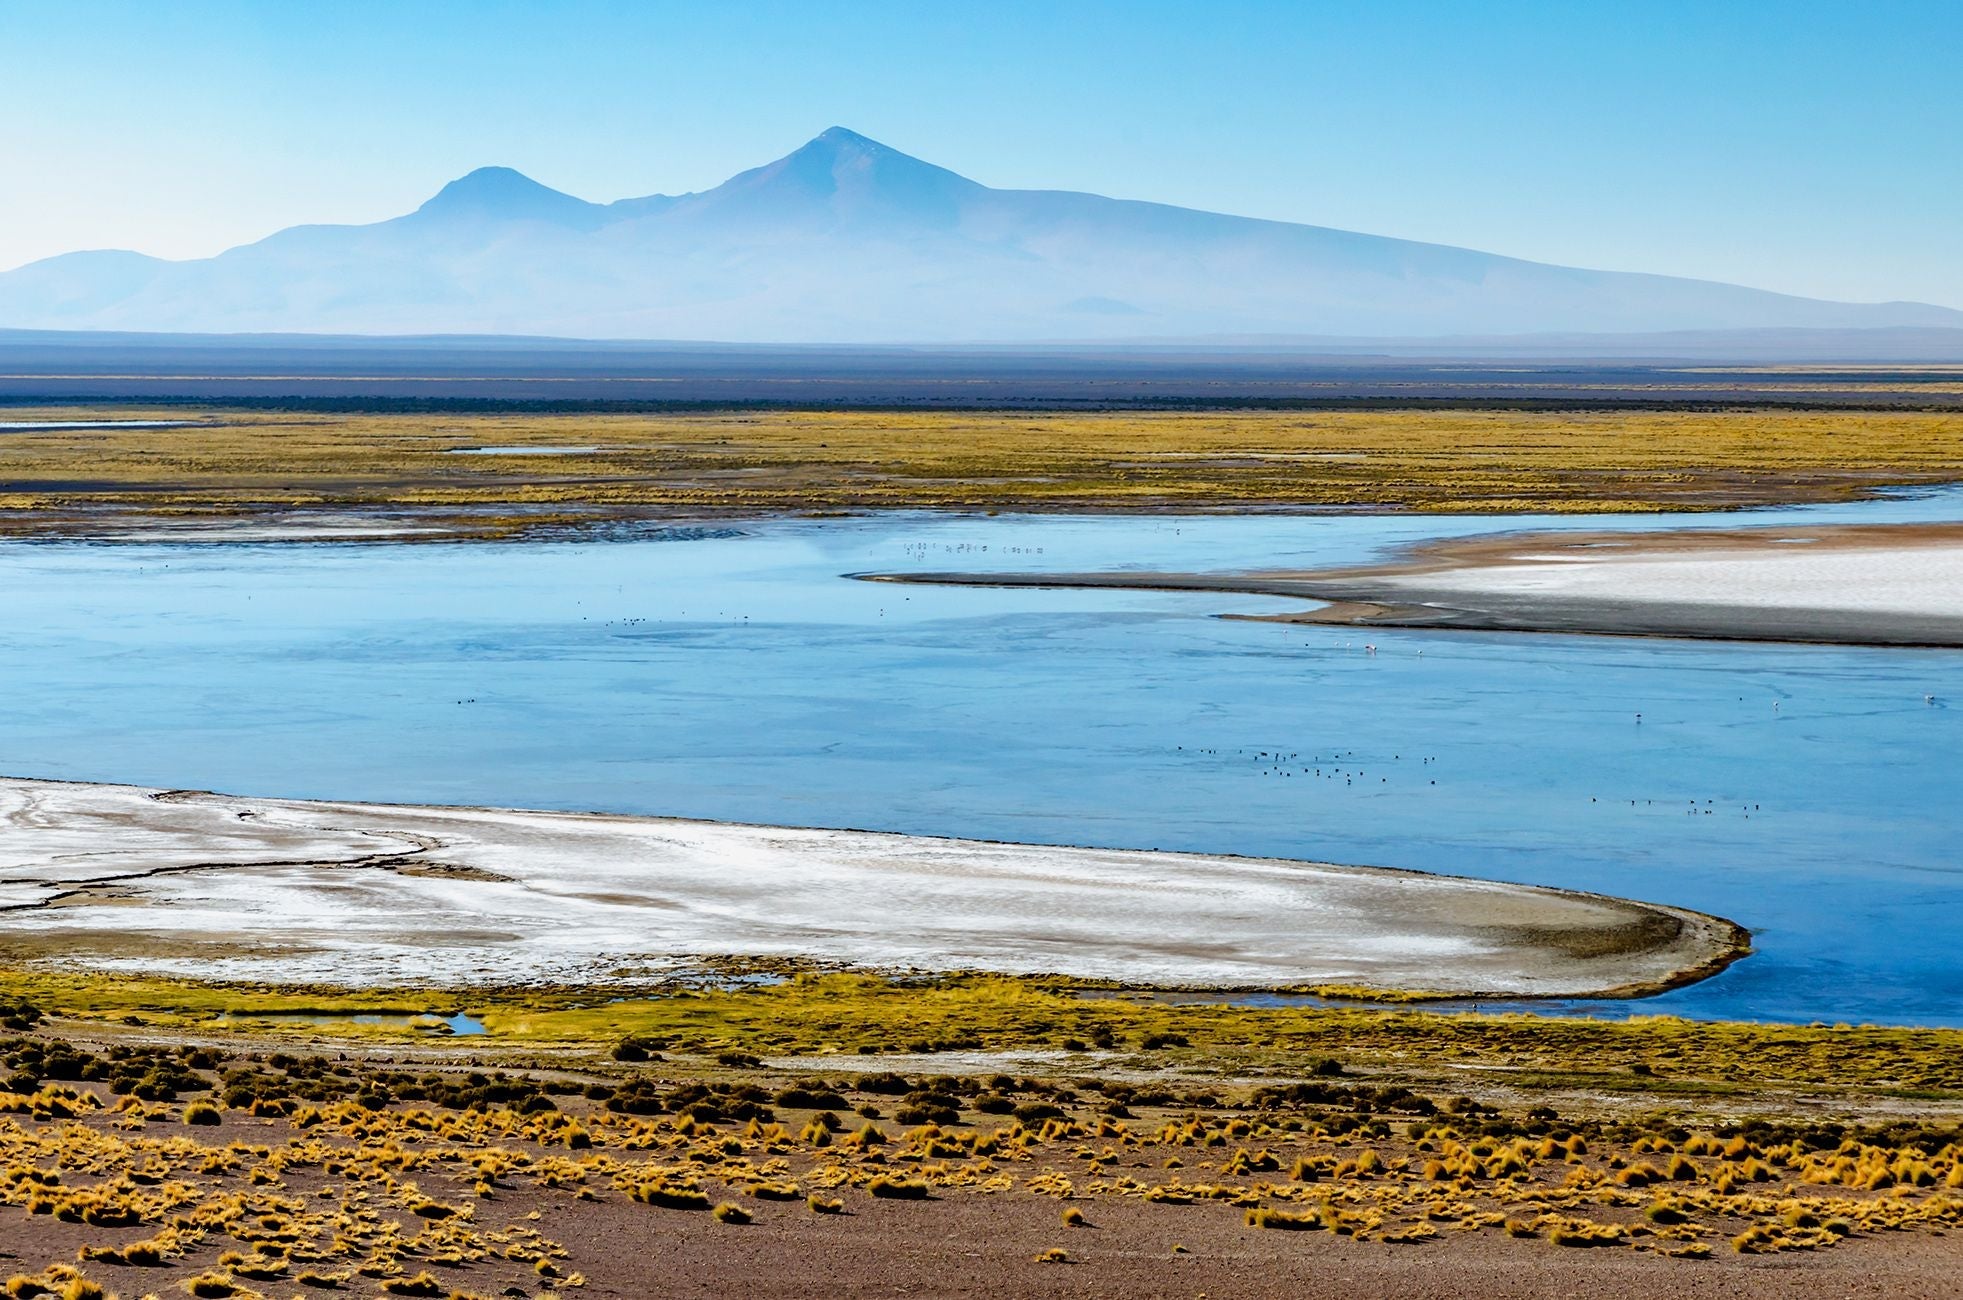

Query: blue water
[[2, 490, 1960, 1027], [221, 1011, 487, 1034]]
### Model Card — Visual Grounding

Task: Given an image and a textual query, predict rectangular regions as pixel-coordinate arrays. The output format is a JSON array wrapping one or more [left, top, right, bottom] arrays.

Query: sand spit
[[865, 520, 1963, 646], [0, 777, 1742, 995]]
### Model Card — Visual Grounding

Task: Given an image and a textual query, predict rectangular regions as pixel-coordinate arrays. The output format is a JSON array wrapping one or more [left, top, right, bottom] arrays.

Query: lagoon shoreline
[[865, 519, 1963, 647], [0, 776, 1747, 1002]]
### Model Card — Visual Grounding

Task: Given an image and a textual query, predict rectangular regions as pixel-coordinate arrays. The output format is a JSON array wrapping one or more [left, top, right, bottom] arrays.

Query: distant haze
[[3, 129, 1958, 344]]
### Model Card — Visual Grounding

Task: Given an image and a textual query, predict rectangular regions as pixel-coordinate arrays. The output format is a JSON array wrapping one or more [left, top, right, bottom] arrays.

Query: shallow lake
[[2, 490, 1959, 1026]]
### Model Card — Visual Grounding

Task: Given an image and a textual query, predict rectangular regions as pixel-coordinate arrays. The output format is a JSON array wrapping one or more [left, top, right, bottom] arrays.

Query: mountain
[[4, 127, 1957, 342]]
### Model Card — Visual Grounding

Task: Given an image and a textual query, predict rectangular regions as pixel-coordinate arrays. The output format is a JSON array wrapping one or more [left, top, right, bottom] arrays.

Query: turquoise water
[[3, 490, 1960, 1026]]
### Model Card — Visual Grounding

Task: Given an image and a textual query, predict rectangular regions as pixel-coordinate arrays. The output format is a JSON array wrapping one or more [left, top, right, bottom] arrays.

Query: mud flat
[[0, 777, 1742, 996], [866, 520, 1963, 646]]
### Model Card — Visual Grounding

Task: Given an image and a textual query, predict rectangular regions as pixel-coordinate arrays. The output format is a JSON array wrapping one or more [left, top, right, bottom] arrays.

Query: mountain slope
[[4, 127, 1956, 341]]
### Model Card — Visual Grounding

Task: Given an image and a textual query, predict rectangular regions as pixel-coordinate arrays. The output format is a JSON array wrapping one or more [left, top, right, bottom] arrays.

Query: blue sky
[[5, 0, 1959, 306]]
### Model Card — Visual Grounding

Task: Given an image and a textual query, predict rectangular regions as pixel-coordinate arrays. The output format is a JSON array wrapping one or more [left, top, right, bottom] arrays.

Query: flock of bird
[[1177, 745, 1441, 788]]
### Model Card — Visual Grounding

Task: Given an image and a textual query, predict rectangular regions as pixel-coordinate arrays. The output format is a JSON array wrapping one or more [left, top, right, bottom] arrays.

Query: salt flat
[[1302, 522, 1963, 643], [877, 521, 1963, 645], [1375, 529, 1963, 617], [0, 777, 1740, 995]]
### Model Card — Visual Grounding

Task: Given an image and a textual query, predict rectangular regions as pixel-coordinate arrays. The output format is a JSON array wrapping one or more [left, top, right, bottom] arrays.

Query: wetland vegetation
[[1, 972, 1960, 1298], [2, 404, 1963, 537]]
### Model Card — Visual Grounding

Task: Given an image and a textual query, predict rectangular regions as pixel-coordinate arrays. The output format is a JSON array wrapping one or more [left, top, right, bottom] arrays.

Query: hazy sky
[[5, 0, 1959, 306]]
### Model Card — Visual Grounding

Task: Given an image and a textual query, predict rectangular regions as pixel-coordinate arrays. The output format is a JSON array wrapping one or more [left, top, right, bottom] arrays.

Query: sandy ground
[[10, 1162, 1958, 1300], [0, 777, 1741, 995], [871, 520, 1963, 646], [507, 1195, 1963, 1300]]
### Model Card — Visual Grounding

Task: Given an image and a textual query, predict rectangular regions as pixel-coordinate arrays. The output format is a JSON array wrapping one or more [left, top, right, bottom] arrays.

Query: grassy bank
[[3, 971, 1962, 1296], [8, 970, 1960, 1109], [3, 406, 1963, 530]]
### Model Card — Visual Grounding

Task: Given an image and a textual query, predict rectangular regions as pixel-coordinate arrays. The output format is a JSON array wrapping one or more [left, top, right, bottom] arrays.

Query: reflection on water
[[219, 1011, 487, 1035], [2, 489, 1960, 1026]]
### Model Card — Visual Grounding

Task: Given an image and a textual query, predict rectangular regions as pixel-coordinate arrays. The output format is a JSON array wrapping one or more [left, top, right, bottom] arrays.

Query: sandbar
[[866, 520, 1963, 646], [0, 776, 1743, 996]]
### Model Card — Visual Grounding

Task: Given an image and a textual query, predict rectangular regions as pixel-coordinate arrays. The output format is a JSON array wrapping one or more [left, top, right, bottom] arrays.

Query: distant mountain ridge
[[4, 127, 1957, 342]]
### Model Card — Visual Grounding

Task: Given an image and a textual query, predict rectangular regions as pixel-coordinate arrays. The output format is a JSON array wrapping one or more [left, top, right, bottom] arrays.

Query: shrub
[[97, 1238, 167, 1266], [629, 1182, 710, 1211], [296, 1270, 351, 1288], [182, 1102, 222, 1127], [611, 1036, 663, 1062], [1033, 1248, 1069, 1264], [1548, 1221, 1622, 1247], [4, 1274, 106, 1300], [1061, 1206, 1086, 1226], [712, 1202, 752, 1224], [748, 1181, 800, 1201], [1732, 1226, 1773, 1254], [866, 1176, 930, 1200], [1246, 1207, 1321, 1231], [895, 1104, 959, 1126], [380, 1274, 443, 1297], [0, 999, 41, 1031], [604, 1080, 665, 1115], [807, 1195, 845, 1214]]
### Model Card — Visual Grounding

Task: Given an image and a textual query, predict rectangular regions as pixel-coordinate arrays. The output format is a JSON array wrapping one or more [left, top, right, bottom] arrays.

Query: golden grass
[[0, 1028, 1955, 1291], [4, 405, 1963, 525]]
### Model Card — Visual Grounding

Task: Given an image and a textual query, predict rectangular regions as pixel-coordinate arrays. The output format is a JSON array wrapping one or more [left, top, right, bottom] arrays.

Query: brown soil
[[549, 1193, 1962, 1300]]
